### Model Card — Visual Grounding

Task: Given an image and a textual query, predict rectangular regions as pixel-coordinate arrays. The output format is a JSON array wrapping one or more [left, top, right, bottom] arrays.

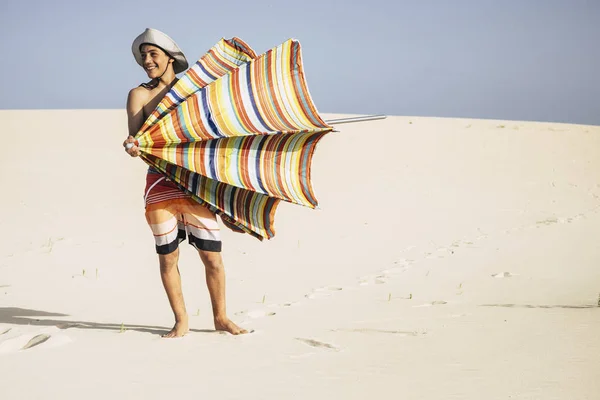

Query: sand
[[0, 110, 599, 399]]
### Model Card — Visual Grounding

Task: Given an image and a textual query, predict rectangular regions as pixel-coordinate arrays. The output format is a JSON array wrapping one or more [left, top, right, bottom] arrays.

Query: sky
[[1, 0, 599, 125]]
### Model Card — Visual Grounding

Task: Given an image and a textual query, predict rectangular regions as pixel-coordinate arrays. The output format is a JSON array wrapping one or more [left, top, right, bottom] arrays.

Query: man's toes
[[162, 329, 179, 338], [214, 318, 248, 335], [232, 326, 247, 335]]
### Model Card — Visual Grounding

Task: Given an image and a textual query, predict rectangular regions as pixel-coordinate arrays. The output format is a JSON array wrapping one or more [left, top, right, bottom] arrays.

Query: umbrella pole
[[325, 114, 387, 125]]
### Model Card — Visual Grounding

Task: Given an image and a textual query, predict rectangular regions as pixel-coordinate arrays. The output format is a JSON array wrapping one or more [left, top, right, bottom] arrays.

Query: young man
[[124, 28, 247, 338]]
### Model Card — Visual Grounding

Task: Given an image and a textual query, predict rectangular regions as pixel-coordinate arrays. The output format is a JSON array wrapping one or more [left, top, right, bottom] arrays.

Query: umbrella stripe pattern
[[140, 37, 257, 133], [144, 153, 279, 239], [135, 38, 332, 240]]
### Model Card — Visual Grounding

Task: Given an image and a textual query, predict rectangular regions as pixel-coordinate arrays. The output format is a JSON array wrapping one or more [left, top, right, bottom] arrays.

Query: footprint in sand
[[359, 275, 388, 286], [331, 328, 425, 336], [22, 334, 51, 350], [392, 258, 414, 268], [295, 338, 340, 351], [414, 300, 448, 308], [445, 313, 469, 318], [492, 272, 517, 278], [426, 247, 455, 259], [305, 286, 343, 299], [0, 328, 72, 354], [358, 278, 370, 286], [382, 265, 409, 276], [235, 309, 276, 319]]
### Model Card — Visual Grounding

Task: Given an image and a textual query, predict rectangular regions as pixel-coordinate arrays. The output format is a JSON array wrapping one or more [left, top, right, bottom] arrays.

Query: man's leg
[[145, 200, 189, 338], [198, 250, 248, 335], [159, 248, 189, 338]]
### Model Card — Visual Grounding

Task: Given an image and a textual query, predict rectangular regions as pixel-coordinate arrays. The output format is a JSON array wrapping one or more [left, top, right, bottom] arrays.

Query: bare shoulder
[[128, 85, 150, 102], [127, 85, 151, 114]]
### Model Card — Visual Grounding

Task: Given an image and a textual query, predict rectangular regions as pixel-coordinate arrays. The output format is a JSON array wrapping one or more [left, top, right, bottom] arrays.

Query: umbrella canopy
[[134, 38, 333, 240]]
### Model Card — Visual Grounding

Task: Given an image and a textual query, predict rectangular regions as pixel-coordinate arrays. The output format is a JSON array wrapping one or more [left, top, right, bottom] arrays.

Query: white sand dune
[[1, 110, 599, 399]]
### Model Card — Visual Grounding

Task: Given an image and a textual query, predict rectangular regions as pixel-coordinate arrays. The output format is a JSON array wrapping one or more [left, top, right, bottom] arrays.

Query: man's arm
[[123, 87, 147, 157]]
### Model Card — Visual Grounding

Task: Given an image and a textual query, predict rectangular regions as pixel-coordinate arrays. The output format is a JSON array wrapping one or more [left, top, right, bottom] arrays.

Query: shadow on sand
[[0, 307, 222, 336]]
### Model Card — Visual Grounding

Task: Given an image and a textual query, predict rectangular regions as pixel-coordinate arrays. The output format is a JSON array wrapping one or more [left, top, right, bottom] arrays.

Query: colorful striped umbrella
[[133, 38, 333, 240]]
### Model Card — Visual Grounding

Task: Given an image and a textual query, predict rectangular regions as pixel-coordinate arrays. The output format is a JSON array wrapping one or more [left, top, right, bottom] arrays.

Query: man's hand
[[123, 135, 141, 157]]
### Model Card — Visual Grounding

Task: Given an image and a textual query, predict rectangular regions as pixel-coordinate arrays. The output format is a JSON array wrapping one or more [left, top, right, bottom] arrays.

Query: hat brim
[[132, 28, 189, 74]]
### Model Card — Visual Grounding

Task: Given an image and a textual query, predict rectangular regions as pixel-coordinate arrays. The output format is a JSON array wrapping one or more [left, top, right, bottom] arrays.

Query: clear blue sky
[[1, 0, 599, 125]]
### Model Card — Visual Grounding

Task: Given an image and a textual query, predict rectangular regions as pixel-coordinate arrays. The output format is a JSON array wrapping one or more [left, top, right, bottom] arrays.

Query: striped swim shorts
[[145, 197, 222, 255]]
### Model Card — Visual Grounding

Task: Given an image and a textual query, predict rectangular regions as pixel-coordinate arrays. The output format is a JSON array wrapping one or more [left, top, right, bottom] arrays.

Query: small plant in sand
[[597, 293, 600, 307], [119, 323, 126, 333], [82, 269, 86, 277], [497, 124, 505, 128], [262, 294, 266, 304], [95, 268, 98, 279], [409, 293, 413, 300], [195, 308, 200, 316], [388, 293, 392, 302]]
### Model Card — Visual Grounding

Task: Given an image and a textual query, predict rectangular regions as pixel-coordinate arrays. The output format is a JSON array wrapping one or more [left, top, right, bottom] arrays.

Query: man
[[124, 28, 247, 338]]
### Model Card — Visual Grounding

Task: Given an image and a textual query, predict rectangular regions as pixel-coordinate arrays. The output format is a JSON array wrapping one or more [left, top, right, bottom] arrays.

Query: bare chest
[[142, 86, 171, 119]]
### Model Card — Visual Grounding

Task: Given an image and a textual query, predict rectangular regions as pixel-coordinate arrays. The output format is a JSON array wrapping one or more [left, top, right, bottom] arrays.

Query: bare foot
[[214, 317, 248, 335], [162, 318, 189, 338]]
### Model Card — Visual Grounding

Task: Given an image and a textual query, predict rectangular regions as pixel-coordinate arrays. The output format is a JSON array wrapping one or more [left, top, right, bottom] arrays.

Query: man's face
[[140, 44, 172, 78]]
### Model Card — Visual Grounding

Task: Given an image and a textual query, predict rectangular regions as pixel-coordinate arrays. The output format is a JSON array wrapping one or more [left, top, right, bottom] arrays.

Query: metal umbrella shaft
[[325, 114, 387, 125]]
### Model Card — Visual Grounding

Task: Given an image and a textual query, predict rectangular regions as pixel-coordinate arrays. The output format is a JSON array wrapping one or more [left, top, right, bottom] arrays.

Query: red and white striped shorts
[[144, 172, 221, 254]]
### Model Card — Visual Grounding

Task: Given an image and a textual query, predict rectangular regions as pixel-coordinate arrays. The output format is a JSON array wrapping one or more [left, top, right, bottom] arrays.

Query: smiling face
[[139, 44, 173, 79]]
